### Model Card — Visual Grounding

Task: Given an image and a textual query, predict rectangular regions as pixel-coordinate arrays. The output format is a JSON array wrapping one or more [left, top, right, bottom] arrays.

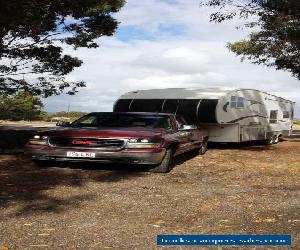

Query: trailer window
[[163, 100, 180, 114], [130, 99, 165, 112], [231, 96, 244, 108], [197, 99, 218, 123], [175, 116, 187, 129], [176, 99, 201, 123], [270, 110, 278, 123], [283, 111, 290, 119], [113, 99, 132, 112]]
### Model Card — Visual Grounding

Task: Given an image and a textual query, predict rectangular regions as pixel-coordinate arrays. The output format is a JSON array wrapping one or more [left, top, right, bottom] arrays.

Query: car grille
[[49, 137, 125, 149]]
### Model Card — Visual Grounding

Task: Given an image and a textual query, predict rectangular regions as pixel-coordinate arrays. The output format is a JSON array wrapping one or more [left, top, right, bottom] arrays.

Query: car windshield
[[71, 113, 172, 129]]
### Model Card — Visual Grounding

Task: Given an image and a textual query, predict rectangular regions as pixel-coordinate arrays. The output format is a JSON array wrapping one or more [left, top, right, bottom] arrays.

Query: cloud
[[44, 0, 300, 117]]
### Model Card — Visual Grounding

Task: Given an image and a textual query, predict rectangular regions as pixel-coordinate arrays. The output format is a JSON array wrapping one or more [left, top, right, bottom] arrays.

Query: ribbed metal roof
[[119, 88, 234, 100]]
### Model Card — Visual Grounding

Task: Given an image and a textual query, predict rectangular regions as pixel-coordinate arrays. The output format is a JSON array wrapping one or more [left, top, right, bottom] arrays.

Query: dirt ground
[[1, 139, 300, 250]]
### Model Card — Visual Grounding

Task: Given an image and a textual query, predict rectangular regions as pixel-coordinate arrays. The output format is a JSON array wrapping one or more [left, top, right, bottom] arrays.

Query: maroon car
[[26, 112, 208, 173]]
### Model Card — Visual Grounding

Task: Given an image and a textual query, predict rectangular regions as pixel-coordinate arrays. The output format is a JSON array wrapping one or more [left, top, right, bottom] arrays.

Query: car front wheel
[[149, 149, 173, 173], [189, 140, 208, 156], [198, 140, 208, 155]]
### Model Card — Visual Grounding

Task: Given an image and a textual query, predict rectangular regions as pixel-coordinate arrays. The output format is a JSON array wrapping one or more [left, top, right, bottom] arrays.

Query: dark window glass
[[175, 115, 188, 129], [283, 111, 290, 119], [230, 96, 244, 108], [269, 110, 278, 123], [113, 99, 132, 112], [237, 97, 244, 108], [130, 99, 165, 112], [197, 99, 218, 123], [176, 99, 201, 123], [163, 100, 180, 114], [71, 113, 171, 129]]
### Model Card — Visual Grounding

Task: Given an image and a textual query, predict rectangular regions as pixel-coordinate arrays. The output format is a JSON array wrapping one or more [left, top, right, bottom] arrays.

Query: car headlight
[[126, 138, 161, 148], [29, 135, 49, 145]]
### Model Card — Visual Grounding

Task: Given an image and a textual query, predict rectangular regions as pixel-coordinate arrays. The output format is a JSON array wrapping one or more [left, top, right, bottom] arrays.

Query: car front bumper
[[25, 145, 166, 165]]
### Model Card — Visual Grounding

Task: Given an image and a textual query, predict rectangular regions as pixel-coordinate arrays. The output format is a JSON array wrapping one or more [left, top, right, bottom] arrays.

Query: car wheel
[[149, 149, 173, 173], [198, 140, 208, 155], [189, 140, 208, 156]]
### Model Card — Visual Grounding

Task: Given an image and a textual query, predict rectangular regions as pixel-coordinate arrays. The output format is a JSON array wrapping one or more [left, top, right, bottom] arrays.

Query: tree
[[47, 111, 87, 121], [201, 0, 300, 80], [0, 0, 125, 97], [0, 92, 44, 120]]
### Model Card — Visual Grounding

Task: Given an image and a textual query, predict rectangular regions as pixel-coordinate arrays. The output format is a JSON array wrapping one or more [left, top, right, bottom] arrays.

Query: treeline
[[45, 111, 87, 122], [0, 92, 86, 121]]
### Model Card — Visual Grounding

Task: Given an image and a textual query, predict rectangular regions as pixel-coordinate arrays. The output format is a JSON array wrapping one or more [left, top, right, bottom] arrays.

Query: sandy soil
[[0, 139, 300, 249]]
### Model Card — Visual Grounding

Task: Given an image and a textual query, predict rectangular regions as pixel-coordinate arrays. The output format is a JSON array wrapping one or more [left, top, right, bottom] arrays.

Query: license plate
[[66, 151, 96, 158]]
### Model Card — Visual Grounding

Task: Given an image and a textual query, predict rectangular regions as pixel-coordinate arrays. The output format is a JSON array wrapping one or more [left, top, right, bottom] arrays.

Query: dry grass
[[1, 139, 300, 249], [293, 120, 300, 130]]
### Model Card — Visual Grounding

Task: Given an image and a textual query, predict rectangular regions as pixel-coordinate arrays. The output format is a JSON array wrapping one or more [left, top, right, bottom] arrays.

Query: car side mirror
[[179, 125, 197, 130], [56, 121, 70, 127]]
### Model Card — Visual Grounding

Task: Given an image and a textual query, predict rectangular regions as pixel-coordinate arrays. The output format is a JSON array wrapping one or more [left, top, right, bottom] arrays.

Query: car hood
[[41, 127, 167, 139]]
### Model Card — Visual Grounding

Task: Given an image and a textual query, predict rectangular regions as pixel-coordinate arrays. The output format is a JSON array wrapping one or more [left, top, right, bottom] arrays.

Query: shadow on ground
[[0, 140, 289, 217], [0, 155, 148, 217], [208, 140, 278, 151]]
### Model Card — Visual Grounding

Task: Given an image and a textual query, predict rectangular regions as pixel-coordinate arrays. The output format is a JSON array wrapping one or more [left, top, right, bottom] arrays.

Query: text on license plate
[[66, 152, 96, 158]]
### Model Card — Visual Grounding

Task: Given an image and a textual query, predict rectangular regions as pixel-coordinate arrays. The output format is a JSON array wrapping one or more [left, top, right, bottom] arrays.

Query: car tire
[[149, 149, 173, 173], [190, 140, 208, 156], [199, 140, 208, 155]]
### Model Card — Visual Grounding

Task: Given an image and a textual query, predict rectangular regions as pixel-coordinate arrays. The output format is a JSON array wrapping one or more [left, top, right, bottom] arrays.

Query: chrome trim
[[27, 147, 167, 165], [196, 99, 202, 123], [48, 137, 127, 151], [161, 99, 167, 112]]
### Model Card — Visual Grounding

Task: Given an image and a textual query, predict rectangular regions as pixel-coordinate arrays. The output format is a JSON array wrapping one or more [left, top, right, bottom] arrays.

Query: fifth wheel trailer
[[113, 88, 295, 143]]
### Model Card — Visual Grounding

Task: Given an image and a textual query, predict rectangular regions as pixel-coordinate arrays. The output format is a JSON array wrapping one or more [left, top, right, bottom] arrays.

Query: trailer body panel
[[114, 88, 295, 142]]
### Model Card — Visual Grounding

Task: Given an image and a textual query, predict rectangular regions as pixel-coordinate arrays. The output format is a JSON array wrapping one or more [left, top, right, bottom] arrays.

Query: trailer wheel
[[278, 134, 284, 142], [265, 135, 279, 145], [149, 149, 173, 173], [265, 137, 274, 145]]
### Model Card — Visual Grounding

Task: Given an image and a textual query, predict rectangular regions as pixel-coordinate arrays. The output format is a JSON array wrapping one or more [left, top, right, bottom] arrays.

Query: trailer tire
[[278, 134, 284, 142], [149, 149, 173, 173], [265, 135, 279, 145]]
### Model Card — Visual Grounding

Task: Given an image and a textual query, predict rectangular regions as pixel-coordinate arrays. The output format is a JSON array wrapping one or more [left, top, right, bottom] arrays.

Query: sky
[[44, 0, 300, 117]]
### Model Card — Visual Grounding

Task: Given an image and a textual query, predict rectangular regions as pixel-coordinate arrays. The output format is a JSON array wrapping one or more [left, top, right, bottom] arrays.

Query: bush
[[0, 92, 43, 121], [46, 111, 87, 122]]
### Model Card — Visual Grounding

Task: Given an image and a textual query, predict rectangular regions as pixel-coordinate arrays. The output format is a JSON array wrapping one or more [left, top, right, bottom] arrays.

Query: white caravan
[[113, 88, 295, 143]]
